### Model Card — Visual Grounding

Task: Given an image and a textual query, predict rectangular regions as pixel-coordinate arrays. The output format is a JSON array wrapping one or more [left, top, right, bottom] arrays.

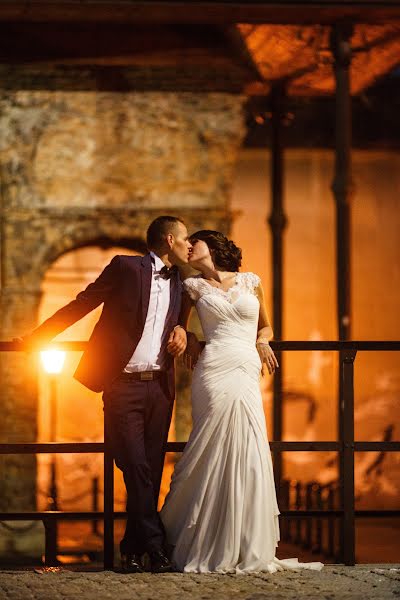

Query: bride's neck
[[198, 264, 230, 282]]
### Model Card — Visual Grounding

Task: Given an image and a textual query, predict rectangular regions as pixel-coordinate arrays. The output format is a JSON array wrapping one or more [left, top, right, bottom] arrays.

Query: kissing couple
[[23, 215, 323, 574]]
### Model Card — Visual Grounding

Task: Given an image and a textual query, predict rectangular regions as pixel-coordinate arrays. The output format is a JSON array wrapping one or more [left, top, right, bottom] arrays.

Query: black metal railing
[[279, 478, 342, 561], [0, 340, 399, 568]]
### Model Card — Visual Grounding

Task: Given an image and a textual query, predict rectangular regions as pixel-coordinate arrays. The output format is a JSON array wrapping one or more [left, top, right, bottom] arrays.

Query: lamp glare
[[40, 350, 66, 374]]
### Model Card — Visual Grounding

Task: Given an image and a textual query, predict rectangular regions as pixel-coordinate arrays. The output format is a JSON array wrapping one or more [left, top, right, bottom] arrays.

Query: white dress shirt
[[124, 252, 172, 372]]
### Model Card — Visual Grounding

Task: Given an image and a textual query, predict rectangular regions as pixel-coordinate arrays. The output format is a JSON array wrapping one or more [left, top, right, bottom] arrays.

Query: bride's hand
[[256, 339, 279, 376], [183, 332, 202, 370], [167, 326, 187, 357]]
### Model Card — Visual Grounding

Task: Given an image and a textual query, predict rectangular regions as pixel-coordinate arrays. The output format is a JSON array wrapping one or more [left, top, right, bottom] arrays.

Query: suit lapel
[[166, 268, 181, 324], [160, 269, 182, 357], [161, 271, 181, 367], [140, 253, 153, 325]]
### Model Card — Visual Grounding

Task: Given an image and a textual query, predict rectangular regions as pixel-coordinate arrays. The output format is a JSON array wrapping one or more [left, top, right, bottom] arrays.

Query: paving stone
[[0, 566, 399, 600]]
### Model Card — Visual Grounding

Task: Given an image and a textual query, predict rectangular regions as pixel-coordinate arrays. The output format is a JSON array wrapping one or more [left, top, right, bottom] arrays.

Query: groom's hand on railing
[[12, 337, 28, 349], [167, 325, 187, 358], [12, 335, 38, 352]]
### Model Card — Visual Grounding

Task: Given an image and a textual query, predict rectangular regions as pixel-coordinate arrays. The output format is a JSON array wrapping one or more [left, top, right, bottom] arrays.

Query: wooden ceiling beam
[[0, 2, 399, 25]]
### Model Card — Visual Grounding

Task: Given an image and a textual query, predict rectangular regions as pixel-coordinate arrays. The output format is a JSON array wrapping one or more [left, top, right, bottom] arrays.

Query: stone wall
[[0, 78, 246, 512]]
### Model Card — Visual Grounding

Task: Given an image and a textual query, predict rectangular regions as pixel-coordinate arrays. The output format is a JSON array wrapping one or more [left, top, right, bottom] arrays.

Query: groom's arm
[[166, 290, 192, 358], [23, 255, 121, 347]]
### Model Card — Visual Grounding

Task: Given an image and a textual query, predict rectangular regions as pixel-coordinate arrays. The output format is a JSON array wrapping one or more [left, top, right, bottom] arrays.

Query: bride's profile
[[161, 230, 324, 574]]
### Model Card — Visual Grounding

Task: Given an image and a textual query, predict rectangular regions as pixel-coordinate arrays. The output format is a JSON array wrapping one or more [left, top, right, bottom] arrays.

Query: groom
[[22, 216, 192, 573]]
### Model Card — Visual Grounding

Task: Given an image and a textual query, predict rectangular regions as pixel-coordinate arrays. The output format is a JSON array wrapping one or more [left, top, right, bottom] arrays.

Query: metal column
[[331, 22, 354, 344], [268, 82, 288, 487], [330, 22, 355, 565]]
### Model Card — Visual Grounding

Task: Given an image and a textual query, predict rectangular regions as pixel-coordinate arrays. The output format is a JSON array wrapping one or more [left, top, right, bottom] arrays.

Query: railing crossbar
[[2, 441, 400, 454], [1, 509, 398, 521], [1, 340, 400, 352]]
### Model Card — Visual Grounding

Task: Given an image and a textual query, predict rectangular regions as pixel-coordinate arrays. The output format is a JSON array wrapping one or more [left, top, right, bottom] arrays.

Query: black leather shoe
[[121, 553, 144, 573], [148, 549, 173, 573]]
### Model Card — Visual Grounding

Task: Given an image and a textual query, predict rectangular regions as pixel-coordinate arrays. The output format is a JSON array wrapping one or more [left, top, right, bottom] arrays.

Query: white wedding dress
[[160, 272, 323, 574]]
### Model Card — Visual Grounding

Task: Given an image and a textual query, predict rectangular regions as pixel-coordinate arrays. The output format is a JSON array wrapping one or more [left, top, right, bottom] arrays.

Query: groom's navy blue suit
[[28, 253, 182, 554]]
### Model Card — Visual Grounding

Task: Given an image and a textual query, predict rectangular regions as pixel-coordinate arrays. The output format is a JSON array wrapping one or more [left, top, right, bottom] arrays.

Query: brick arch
[[40, 234, 147, 279], [29, 207, 234, 283], [30, 210, 152, 285]]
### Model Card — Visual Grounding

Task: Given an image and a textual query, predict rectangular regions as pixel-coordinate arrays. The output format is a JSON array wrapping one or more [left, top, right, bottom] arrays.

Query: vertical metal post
[[294, 482, 302, 545], [327, 484, 335, 558], [304, 482, 313, 550], [341, 350, 357, 565], [331, 22, 354, 342], [48, 377, 59, 512], [103, 407, 114, 569], [43, 518, 58, 567], [45, 376, 59, 566], [92, 476, 99, 535], [268, 82, 288, 487], [314, 484, 323, 554], [330, 21, 354, 564], [280, 479, 290, 540]]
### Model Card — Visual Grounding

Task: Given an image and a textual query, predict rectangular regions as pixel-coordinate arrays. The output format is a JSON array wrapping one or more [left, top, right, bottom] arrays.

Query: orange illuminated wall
[[231, 148, 400, 509]]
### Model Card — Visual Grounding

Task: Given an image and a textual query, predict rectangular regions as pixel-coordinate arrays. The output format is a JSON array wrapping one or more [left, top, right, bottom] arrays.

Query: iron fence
[[279, 479, 341, 560], [0, 340, 399, 568]]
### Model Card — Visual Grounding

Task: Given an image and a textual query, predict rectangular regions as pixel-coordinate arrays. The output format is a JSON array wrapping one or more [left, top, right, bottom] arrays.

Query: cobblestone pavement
[[0, 565, 399, 600]]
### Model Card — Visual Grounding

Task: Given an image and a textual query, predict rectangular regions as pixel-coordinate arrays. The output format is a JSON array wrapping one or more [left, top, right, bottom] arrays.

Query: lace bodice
[[183, 272, 261, 347], [183, 272, 260, 303]]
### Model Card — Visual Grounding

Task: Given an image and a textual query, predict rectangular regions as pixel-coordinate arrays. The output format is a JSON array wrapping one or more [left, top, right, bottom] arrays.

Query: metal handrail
[[2, 340, 399, 351], [0, 339, 399, 568]]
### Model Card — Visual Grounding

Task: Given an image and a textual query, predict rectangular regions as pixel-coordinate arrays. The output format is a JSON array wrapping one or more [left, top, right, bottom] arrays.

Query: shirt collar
[[150, 251, 167, 272]]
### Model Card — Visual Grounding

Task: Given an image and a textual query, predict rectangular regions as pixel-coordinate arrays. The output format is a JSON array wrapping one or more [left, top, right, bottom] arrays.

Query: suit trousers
[[103, 375, 174, 555]]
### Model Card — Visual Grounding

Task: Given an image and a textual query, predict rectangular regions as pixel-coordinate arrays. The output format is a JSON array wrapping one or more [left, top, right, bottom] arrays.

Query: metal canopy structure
[[1, 4, 399, 97], [240, 24, 400, 95], [0, 0, 400, 24]]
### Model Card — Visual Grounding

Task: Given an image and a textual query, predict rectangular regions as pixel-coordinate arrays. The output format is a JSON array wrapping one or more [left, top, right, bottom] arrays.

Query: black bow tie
[[157, 265, 177, 280]]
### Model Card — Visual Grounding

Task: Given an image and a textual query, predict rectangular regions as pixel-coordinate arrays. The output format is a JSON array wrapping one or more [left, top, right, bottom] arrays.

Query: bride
[[161, 230, 323, 574]]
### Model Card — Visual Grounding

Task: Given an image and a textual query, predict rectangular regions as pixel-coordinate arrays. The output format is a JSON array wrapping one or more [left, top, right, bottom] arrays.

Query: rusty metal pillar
[[331, 22, 354, 344], [330, 22, 354, 564], [268, 82, 288, 487]]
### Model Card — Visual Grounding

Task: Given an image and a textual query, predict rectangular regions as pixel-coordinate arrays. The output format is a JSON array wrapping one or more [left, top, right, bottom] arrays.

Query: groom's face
[[167, 222, 192, 266]]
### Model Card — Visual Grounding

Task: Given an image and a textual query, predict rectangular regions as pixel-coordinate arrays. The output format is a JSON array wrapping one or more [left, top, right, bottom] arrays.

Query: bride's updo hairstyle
[[190, 230, 242, 272]]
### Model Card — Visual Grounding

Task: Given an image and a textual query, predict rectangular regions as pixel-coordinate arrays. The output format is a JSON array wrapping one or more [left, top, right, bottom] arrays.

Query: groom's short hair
[[146, 216, 185, 250]]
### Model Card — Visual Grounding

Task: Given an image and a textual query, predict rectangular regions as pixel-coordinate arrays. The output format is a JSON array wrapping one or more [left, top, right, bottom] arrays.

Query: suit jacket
[[27, 254, 182, 396]]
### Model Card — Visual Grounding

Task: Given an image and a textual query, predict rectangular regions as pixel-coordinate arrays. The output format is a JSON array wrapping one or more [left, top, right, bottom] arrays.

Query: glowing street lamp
[[40, 350, 66, 513], [40, 350, 66, 375]]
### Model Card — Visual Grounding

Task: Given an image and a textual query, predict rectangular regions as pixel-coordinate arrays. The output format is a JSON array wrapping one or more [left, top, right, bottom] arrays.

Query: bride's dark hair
[[190, 230, 242, 272]]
